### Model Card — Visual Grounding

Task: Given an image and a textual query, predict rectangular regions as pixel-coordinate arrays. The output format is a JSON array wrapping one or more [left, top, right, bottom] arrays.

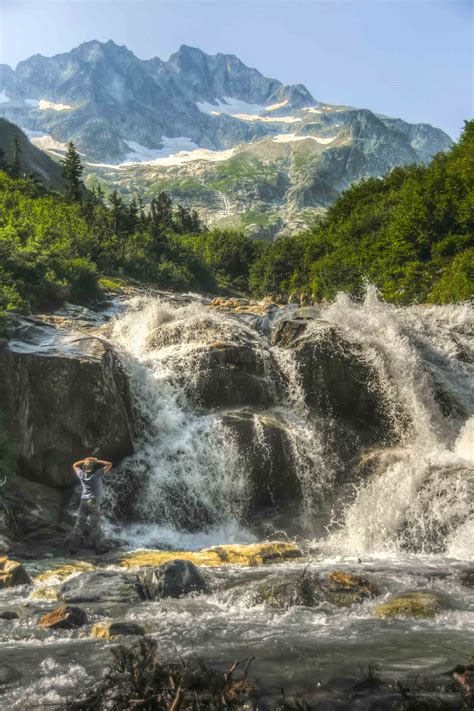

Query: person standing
[[69, 456, 113, 552]]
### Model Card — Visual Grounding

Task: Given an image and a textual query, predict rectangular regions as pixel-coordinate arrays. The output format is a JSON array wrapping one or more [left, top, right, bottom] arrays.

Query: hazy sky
[[0, 0, 472, 138]]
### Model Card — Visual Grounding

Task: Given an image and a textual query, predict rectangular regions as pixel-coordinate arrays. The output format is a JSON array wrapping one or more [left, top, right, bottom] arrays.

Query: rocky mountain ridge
[[0, 40, 453, 237]]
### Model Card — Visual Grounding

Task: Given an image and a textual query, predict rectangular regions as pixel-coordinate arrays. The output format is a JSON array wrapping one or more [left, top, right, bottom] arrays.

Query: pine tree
[[61, 140, 84, 202], [10, 136, 21, 178]]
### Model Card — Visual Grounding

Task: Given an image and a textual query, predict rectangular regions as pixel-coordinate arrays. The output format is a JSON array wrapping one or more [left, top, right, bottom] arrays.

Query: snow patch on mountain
[[233, 114, 301, 124], [196, 96, 266, 116], [27, 131, 68, 153], [265, 99, 289, 112], [39, 99, 72, 112], [272, 133, 336, 145], [122, 137, 200, 164]]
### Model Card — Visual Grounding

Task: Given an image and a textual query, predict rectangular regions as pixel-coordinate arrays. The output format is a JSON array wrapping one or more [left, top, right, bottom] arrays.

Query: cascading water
[[319, 288, 474, 555], [104, 288, 472, 557]]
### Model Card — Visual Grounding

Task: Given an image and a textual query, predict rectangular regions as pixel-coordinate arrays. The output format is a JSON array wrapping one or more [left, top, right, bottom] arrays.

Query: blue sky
[[0, 0, 472, 138]]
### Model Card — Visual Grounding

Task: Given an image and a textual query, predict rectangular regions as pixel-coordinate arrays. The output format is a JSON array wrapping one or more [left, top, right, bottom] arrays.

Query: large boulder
[[0, 337, 136, 488], [222, 411, 303, 513], [3, 476, 66, 534], [185, 341, 280, 409], [138, 559, 207, 599], [59, 570, 141, 603], [273, 319, 400, 447]]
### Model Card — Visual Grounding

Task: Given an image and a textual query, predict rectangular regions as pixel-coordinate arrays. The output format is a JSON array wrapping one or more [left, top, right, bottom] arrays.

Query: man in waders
[[69, 456, 113, 552]]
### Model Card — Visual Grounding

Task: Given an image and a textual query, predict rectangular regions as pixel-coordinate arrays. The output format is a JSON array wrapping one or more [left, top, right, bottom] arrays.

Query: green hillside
[[0, 119, 65, 190], [248, 120, 473, 303]]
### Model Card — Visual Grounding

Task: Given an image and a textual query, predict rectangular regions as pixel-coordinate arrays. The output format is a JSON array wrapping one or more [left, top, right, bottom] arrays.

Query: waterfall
[[320, 288, 473, 555], [105, 289, 473, 556]]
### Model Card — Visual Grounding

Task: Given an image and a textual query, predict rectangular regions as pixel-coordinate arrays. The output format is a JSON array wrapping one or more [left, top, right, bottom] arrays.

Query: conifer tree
[[61, 140, 84, 202], [10, 136, 21, 178]]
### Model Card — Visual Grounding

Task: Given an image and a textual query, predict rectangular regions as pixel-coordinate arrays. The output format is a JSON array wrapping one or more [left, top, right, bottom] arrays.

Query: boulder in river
[[138, 559, 207, 599], [374, 591, 444, 619], [91, 621, 145, 639], [0, 556, 32, 589], [324, 571, 379, 606], [253, 569, 379, 609], [59, 570, 141, 604], [0, 336, 136, 489], [38, 604, 88, 630]]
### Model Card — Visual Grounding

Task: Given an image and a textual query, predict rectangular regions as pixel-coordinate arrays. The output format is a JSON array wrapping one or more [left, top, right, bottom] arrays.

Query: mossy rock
[[91, 621, 145, 639], [324, 571, 379, 607], [0, 556, 32, 589], [256, 572, 322, 609], [34, 561, 96, 583], [120, 542, 302, 569], [374, 591, 443, 619]]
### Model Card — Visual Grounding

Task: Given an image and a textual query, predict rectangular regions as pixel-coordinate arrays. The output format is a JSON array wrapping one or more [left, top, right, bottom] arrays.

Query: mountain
[[0, 118, 64, 189], [0, 40, 453, 237]]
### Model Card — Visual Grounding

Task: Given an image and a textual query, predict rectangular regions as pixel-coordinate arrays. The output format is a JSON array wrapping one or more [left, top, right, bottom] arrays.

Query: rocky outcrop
[[0, 336, 135, 489]]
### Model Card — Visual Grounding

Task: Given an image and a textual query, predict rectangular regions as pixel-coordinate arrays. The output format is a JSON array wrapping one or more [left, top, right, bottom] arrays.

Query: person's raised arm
[[73, 458, 86, 473], [96, 459, 113, 474]]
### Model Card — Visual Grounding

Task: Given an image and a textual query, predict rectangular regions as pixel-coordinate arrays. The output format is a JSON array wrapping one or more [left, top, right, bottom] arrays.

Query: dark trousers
[[71, 498, 102, 547]]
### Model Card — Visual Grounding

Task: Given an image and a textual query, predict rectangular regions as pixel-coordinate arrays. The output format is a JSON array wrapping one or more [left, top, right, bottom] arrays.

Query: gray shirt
[[74, 465, 106, 503]]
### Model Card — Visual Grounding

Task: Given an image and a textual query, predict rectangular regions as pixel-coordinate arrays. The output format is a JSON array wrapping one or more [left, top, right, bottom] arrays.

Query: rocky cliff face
[[0, 41, 453, 237]]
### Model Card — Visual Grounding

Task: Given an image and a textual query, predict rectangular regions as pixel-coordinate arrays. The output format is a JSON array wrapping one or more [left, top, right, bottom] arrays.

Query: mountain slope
[[0, 40, 453, 236], [0, 118, 64, 189]]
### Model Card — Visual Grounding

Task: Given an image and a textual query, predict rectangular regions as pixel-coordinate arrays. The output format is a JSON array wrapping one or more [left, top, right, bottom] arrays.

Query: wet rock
[[189, 341, 278, 409], [222, 411, 302, 513], [0, 663, 20, 684], [139, 559, 207, 599], [458, 570, 474, 588], [324, 571, 379, 606], [59, 570, 141, 603], [0, 337, 136, 488], [253, 569, 378, 610], [275, 319, 400, 447], [374, 591, 444, 619], [91, 621, 145, 639], [0, 610, 19, 620], [3, 476, 66, 534], [0, 556, 32, 589], [34, 561, 96, 584], [120, 542, 302, 569], [255, 571, 322, 609], [38, 604, 88, 629]]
